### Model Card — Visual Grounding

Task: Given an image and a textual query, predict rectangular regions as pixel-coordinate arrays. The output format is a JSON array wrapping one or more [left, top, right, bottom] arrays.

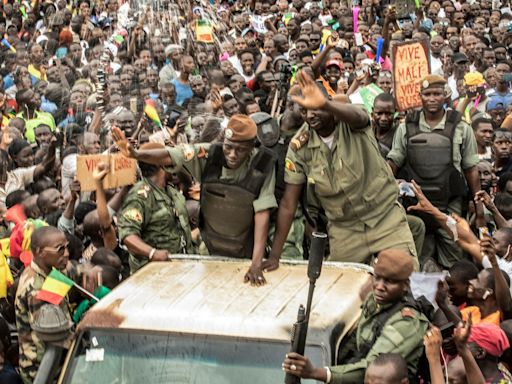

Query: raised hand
[[290, 70, 328, 111]]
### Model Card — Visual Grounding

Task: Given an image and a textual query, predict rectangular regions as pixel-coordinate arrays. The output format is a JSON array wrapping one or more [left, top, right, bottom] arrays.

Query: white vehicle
[[56, 256, 371, 384]]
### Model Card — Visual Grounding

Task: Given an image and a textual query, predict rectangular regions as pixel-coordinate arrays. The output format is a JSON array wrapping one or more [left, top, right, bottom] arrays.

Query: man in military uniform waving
[[113, 115, 277, 285], [282, 249, 429, 383], [268, 71, 418, 267], [118, 142, 196, 274]]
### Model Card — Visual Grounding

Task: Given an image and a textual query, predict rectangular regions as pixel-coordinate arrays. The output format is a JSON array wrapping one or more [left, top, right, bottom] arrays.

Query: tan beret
[[225, 114, 257, 142], [420, 74, 447, 91], [374, 249, 414, 281]]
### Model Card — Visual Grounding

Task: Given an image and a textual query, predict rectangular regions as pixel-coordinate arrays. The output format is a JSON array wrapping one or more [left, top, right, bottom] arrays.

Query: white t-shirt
[[5, 166, 36, 195]]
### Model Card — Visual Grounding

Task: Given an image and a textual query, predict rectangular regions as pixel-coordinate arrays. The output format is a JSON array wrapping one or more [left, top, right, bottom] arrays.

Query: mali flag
[[36, 269, 74, 305], [144, 99, 162, 128]]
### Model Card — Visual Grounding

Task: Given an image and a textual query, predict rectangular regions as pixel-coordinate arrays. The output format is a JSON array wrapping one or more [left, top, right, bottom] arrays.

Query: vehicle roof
[[80, 256, 371, 344]]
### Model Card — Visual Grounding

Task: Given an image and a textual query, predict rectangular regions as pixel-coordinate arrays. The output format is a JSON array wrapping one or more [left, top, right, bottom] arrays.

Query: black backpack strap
[[243, 147, 277, 195], [405, 110, 422, 141], [201, 143, 224, 184], [442, 109, 462, 140]]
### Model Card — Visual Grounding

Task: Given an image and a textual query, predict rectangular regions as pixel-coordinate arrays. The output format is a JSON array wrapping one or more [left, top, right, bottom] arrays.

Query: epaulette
[[137, 185, 150, 198], [289, 127, 310, 152]]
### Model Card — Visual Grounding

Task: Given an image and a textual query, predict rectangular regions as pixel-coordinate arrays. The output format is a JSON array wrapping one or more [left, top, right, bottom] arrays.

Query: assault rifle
[[285, 232, 328, 384]]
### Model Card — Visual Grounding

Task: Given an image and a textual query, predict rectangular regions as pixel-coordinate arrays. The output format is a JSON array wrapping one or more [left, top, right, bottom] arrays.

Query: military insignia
[[183, 145, 195, 162], [285, 158, 297, 172], [123, 208, 142, 223], [422, 80, 429, 89], [197, 146, 208, 159], [401, 308, 415, 319], [225, 128, 233, 139], [290, 129, 310, 151], [137, 186, 149, 198]]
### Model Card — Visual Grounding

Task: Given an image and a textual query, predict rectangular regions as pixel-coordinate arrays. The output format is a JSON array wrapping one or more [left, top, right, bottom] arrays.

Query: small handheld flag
[[36, 269, 74, 305], [144, 100, 162, 128], [1, 38, 16, 53]]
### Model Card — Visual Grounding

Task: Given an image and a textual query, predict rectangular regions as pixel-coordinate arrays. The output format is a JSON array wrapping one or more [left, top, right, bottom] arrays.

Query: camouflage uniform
[[331, 293, 429, 382], [15, 262, 73, 384], [118, 177, 196, 274]]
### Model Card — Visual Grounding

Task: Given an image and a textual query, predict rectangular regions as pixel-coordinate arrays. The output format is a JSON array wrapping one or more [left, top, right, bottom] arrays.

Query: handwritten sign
[[251, 15, 268, 34], [76, 154, 137, 192], [392, 40, 431, 112]]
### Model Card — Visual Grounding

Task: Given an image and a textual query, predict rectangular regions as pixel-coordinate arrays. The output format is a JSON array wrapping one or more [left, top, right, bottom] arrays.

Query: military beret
[[374, 249, 414, 281], [420, 74, 447, 91], [225, 114, 257, 142]]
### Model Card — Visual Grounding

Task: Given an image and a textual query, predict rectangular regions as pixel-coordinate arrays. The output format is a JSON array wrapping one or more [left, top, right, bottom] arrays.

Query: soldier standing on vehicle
[[113, 115, 277, 285], [268, 71, 418, 267], [118, 142, 196, 274], [387, 75, 481, 269], [282, 249, 429, 383]]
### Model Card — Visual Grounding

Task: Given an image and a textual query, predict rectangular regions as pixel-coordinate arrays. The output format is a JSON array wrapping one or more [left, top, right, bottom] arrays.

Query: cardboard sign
[[76, 154, 137, 192], [392, 40, 431, 112]]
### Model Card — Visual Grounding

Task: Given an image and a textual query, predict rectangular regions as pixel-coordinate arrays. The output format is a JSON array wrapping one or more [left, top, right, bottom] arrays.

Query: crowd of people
[[1, 0, 512, 382]]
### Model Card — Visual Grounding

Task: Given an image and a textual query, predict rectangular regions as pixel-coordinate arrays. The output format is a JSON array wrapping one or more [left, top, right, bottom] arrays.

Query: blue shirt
[[171, 78, 193, 106]]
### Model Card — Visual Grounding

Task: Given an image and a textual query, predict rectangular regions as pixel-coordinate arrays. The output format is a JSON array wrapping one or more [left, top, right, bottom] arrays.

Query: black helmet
[[251, 112, 279, 147]]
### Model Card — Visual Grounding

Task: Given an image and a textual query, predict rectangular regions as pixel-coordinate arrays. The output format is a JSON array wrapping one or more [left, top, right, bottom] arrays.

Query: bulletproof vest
[[200, 144, 276, 259], [404, 110, 467, 211]]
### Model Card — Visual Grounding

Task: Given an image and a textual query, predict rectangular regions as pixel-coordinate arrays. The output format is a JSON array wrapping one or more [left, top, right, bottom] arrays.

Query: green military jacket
[[164, 143, 277, 213], [387, 110, 479, 173], [331, 293, 429, 383], [118, 177, 195, 274], [284, 121, 399, 231], [15, 262, 73, 384]]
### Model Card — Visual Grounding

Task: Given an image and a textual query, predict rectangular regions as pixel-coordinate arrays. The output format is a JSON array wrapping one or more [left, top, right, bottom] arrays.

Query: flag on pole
[[144, 100, 162, 128], [36, 269, 74, 305]]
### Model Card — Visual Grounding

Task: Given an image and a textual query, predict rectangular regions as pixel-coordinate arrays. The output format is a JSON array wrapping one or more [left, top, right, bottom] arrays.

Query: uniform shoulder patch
[[285, 158, 297, 172], [123, 208, 143, 223], [401, 307, 416, 319], [182, 145, 195, 162], [289, 128, 310, 152]]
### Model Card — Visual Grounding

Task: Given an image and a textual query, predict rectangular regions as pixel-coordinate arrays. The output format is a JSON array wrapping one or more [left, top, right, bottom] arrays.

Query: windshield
[[63, 329, 327, 384]]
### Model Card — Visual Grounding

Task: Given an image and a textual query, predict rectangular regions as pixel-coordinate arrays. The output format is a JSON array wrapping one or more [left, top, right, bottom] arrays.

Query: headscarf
[[469, 323, 510, 357]]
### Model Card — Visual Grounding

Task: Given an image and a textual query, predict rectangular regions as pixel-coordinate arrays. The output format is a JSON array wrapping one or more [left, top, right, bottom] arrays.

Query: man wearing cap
[[487, 96, 509, 129], [388, 74, 481, 269], [448, 53, 470, 101], [457, 72, 489, 121], [321, 59, 343, 97], [159, 44, 183, 84], [113, 115, 277, 285], [283, 249, 429, 383]]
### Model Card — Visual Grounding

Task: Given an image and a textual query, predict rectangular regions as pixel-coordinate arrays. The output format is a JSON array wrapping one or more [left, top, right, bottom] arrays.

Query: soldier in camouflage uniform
[[118, 143, 195, 274], [283, 249, 429, 383], [15, 226, 74, 384]]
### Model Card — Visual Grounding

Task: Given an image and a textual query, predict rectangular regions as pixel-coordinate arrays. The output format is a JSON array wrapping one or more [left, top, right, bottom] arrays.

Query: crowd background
[[1, 0, 512, 382]]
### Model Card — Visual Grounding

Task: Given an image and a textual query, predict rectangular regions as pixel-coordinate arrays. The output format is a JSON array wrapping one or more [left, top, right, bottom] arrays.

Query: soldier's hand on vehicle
[[112, 126, 137, 158], [282, 352, 316, 379], [93, 162, 109, 182], [423, 327, 442, 360], [407, 180, 437, 216], [152, 250, 171, 262], [291, 70, 328, 111], [244, 264, 266, 286], [261, 257, 279, 272]]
